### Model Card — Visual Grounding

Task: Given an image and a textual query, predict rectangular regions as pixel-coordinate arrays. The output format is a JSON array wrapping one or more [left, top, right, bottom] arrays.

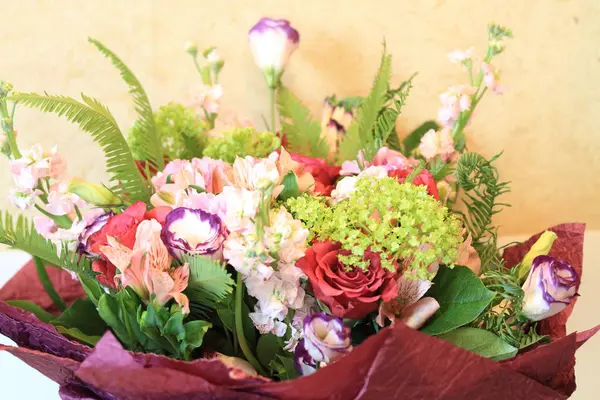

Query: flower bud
[[517, 230, 558, 281], [67, 178, 122, 207], [248, 18, 299, 88], [521, 255, 579, 321], [184, 41, 198, 57]]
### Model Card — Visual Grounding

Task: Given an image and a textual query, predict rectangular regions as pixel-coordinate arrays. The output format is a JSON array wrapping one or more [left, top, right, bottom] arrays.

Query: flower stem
[[0, 100, 21, 159], [270, 86, 276, 133], [234, 274, 267, 376], [34, 204, 73, 229], [33, 256, 67, 311]]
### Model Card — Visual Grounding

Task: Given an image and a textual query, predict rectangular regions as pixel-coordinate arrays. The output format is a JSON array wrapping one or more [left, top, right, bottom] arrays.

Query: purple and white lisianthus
[[248, 18, 299, 88], [77, 211, 113, 256], [521, 255, 580, 321], [294, 313, 352, 376], [161, 207, 227, 261]]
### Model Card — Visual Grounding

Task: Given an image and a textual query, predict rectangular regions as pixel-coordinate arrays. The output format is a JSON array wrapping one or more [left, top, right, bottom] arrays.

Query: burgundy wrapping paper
[[0, 222, 596, 399]]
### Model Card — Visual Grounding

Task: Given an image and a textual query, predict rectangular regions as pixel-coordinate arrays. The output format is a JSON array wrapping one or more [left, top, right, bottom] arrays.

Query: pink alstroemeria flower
[[101, 219, 190, 313]]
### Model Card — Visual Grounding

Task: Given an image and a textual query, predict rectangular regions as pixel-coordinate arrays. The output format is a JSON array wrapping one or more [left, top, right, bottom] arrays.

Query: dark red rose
[[289, 152, 340, 196], [88, 202, 169, 288], [297, 241, 398, 319], [388, 168, 439, 200]]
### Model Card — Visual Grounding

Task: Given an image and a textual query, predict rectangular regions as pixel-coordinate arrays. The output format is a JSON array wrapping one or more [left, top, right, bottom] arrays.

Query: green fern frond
[[183, 255, 235, 309], [277, 87, 329, 158], [338, 46, 392, 163], [89, 38, 164, 171], [10, 93, 151, 203], [0, 211, 92, 275], [456, 152, 511, 270], [377, 74, 415, 150]]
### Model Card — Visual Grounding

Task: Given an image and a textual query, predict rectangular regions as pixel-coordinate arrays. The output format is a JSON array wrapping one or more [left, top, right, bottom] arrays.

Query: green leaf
[[10, 93, 151, 203], [438, 327, 518, 361], [403, 120, 440, 155], [277, 87, 329, 158], [428, 156, 455, 181], [184, 255, 235, 308], [217, 307, 235, 332], [164, 312, 186, 342], [98, 293, 133, 347], [51, 298, 107, 336], [6, 300, 55, 323], [338, 45, 392, 162], [518, 329, 549, 350], [422, 265, 495, 335], [55, 326, 101, 346], [89, 38, 164, 171], [278, 171, 300, 201], [0, 212, 92, 276], [256, 334, 282, 369], [271, 355, 300, 380], [184, 320, 212, 348], [79, 274, 104, 306]]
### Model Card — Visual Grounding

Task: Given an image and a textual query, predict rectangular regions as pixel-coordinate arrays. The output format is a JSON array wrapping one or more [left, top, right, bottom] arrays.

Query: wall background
[[0, 0, 599, 235]]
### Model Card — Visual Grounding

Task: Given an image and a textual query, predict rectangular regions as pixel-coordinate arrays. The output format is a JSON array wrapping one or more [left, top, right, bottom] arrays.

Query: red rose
[[388, 168, 439, 200], [88, 202, 168, 288], [289, 152, 340, 196], [297, 241, 398, 319]]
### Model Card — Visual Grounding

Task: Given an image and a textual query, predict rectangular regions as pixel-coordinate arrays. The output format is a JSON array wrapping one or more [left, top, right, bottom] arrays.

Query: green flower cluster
[[128, 102, 208, 160], [287, 177, 463, 279], [203, 127, 281, 163]]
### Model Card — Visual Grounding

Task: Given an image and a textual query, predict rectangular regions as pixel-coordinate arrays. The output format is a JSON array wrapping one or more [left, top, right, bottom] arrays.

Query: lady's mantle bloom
[[521, 255, 579, 321], [101, 219, 190, 313], [161, 207, 227, 261], [294, 313, 352, 376], [248, 18, 299, 88]]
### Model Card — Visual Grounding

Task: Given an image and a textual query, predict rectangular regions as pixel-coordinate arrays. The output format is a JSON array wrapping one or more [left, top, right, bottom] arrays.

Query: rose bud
[[67, 178, 122, 207], [161, 207, 227, 261], [521, 255, 580, 321], [248, 18, 299, 88], [294, 313, 352, 376]]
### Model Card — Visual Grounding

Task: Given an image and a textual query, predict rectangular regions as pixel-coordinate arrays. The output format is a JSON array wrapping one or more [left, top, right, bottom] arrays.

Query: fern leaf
[[89, 38, 164, 171], [10, 93, 151, 203], [338, 47, 392, 162], [183, 255, 235, 308], [0, 211, 92, 275], [456, 152, 511, 271], [277, 87, 329, 158]]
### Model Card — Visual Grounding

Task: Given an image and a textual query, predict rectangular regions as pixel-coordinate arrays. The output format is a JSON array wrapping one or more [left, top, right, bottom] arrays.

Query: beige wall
[[0, 0, 599, 235]]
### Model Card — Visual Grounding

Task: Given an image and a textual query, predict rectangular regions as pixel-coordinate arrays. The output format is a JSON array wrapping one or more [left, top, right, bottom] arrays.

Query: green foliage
[[402, 120, 440, 155], [338, 46, 392, 163], [89, 38, 164, 171], [269, 355, 300, 380], [428, 155, 455, 182], [277, 87, 329, 158], [10, 93, 151, 203], [287, 177, 463, 278], [278, 171, 300, 201], [439, 327, 518, 361], [377, 75, 415, 149], [184, 255, 235, 309], [0, 211, 92, 275], [215, 293, 257, 354], [129, 102, 208, 160], [456, 152, 510, 271], [256, 333, 282, 370], [422, 265, 495, 335], [97, 289, 211, 360], [51, 298, 107, 345], [473, 267, 549, 350], [203, 127, 281, 163], [79, 274, 104, 306], [6, 300, 55, 323]]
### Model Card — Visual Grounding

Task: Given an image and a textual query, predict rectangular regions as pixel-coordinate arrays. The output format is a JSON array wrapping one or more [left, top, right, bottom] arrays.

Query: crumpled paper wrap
[[0, 223, 596, 400]]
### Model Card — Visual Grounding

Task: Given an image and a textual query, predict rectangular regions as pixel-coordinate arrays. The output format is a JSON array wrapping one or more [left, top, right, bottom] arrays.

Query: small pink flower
[[102, 219, 190, 313], [191, 157, 232, 194], [438, 85, 476, 127], [189, 84, 223, 115], [340, 147, 417, 176], [34, 216, 57, 239], [448, 47, 474, 63], [418, 128, 455, 161], [481, 62, 503, 94]]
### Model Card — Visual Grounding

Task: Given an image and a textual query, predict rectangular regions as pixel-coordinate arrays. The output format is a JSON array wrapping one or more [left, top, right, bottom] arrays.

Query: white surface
[[1, 233, 599, 399]]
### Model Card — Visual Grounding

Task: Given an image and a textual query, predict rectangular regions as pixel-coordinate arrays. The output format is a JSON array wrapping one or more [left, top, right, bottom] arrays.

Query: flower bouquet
[[0, 18, 596, 400]]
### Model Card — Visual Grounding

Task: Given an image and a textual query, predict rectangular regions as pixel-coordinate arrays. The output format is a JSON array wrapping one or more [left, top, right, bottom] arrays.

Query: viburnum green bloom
[[287, 176, 463, 279], [128, 102, 208, 160], [203, 127, 281, 163]]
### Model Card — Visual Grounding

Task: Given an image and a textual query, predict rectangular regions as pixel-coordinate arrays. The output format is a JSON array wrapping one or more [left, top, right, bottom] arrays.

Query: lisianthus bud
[[67, 179, 121, 207], [248, 18, 299, 88], [517, 230, 558, 281], [294, 313, 352, 376], [161, 207, 227, 260], [521, 255, 579, 321]]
